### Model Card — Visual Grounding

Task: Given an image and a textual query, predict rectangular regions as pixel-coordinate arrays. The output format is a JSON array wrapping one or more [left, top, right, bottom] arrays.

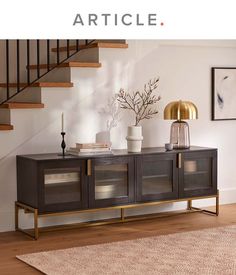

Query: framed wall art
[[212, 67, 236, 120]]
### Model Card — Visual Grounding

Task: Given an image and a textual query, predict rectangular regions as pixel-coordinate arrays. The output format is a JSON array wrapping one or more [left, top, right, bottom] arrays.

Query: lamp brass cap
[[164, 100, 198, 120]]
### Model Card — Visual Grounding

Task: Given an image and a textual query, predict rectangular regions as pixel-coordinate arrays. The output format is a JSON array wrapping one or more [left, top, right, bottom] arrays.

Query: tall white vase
[[96, 131, 112, 147], [126, 126, 143, 152]]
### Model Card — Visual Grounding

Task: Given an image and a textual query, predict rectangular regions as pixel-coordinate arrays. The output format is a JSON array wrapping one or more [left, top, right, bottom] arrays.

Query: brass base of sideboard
[[15, 191, 219, 240]]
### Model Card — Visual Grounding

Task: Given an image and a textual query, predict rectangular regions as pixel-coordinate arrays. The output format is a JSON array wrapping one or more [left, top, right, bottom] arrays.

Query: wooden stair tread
[[0, 102, 44, 109], [52, 42, 128, 52], [0, 82, 73, 88], [27, 62, 102, 70], [0, 124, 13, 130]]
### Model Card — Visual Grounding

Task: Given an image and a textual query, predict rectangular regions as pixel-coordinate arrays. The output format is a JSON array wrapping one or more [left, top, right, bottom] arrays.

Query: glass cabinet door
[[179, 151, 217, 198], [44, 168, 81, 205], [136, 154, 178, 202], [89, 157, 134, 208], [39, 160, 87, 213], [95, 164, 128, 200]]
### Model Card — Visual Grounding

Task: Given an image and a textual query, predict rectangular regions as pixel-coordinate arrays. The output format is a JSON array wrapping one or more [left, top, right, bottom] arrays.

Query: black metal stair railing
[[2, 39, 94, 105]]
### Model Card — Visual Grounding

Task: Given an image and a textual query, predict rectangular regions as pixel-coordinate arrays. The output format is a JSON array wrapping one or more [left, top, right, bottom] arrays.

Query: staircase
[[0, 40, 128, 131]]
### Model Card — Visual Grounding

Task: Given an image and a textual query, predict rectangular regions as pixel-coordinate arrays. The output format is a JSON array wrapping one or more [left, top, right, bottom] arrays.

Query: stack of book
[[67, 142, 112, 156]]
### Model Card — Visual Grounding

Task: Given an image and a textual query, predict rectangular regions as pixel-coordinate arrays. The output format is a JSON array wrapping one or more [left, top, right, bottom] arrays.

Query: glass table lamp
[[164, 100, 198, 149]]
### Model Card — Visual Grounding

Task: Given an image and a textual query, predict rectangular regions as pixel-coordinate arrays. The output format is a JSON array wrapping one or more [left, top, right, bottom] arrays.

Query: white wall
[[1, 40, 236, 232]]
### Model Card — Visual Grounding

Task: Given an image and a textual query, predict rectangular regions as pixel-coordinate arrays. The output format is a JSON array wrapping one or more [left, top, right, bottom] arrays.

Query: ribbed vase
[[126, 126, 143, 152]]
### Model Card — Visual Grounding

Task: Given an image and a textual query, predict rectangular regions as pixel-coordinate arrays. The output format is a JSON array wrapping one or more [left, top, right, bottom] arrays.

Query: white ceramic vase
[[126, 125, 143, 152], [96, 131, 112, 147]]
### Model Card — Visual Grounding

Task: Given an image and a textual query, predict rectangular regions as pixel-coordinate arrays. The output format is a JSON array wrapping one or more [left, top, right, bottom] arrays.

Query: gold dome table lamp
[[164, 100, 198, 149]]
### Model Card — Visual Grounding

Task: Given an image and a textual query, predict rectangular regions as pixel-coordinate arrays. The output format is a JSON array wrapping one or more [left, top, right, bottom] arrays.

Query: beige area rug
[[17, 225, 236, 275]]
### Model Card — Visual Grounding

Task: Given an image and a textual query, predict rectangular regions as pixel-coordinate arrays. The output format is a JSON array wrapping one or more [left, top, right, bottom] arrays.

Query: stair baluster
[[1, 39, 95, 105]]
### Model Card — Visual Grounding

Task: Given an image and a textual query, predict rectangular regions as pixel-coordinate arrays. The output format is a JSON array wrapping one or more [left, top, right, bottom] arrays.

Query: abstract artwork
[[212, 67, 236, 120]]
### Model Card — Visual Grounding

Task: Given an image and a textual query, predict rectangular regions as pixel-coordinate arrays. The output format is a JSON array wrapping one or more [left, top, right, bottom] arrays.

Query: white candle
[[61, 112, 64, 132]]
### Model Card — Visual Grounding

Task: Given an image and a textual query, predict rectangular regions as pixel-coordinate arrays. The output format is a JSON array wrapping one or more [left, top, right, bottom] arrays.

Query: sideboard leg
[[15, 202, 19, 231], [121, 208, 125, 222], [187, 200, 192, 210], [34, 209, 39, 240], [216, 190, 219, 216], [189, 192, 219, 216], [14, 202, 39, 240]]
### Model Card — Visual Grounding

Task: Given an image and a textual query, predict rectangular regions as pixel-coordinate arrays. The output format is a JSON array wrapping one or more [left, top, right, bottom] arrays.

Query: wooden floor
[[0, 204, 236, 274]]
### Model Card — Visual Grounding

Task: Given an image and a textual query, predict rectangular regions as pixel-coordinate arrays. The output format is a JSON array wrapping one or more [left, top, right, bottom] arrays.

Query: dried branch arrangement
[[99, 94, 121, 131], [117, 77, 161, 126]]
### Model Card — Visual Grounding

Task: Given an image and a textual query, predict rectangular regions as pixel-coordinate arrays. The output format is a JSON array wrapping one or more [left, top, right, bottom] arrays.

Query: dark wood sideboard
[[16, 146, 218, 239]]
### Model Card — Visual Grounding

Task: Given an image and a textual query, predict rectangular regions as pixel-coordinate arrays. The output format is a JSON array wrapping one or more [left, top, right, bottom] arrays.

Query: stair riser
[[39, 68, 71, 83], [0, 110, 11, 125], [0, 87, 41, 103], [8, 87, 42, 104], [25, 54, 101, 85], [0, 88, 7, 103], [68, 48, 99, 63]]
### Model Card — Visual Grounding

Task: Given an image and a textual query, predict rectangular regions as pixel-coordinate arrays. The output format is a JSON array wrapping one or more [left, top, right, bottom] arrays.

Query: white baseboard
[[219, 188, 236, 205], [0, 211, 14, 233]]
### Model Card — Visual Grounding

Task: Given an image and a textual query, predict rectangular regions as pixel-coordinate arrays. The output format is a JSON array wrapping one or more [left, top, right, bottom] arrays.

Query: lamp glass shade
[[164, 100, 198, 149], [170, 121, 190, 149]]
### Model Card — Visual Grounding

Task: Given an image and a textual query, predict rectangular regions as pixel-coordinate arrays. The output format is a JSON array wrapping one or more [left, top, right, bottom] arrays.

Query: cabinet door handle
[[178, 153, 182, 169], [87, 159, 92, 176]]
